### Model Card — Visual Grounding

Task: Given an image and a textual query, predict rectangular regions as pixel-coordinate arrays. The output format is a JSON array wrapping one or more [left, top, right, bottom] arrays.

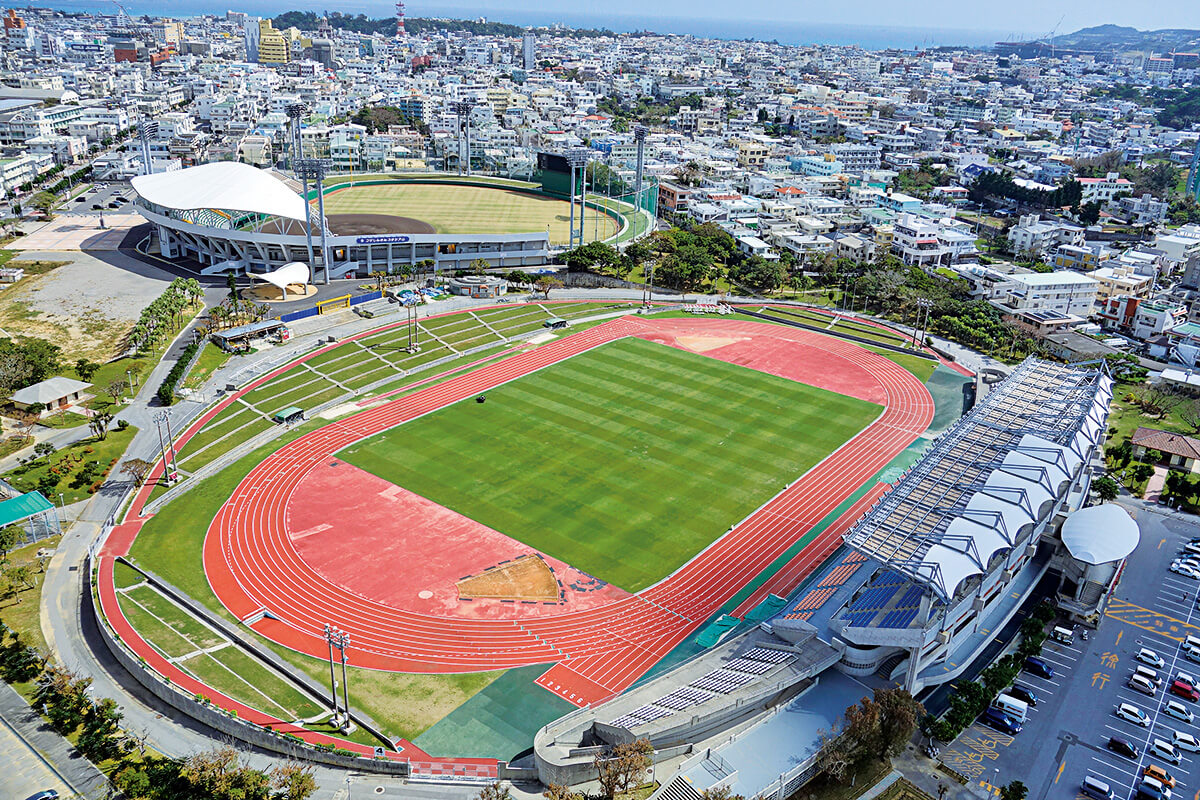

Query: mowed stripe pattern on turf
[[340, 337, 880, 592], [321, 183, 618, 243]]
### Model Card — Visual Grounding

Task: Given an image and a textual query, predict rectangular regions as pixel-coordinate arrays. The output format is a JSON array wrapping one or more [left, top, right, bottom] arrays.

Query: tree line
[[128, 278, 204, 355]]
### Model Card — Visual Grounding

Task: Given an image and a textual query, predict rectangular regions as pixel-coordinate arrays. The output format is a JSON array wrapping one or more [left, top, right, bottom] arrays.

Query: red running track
[[202, 315, 933, 707]]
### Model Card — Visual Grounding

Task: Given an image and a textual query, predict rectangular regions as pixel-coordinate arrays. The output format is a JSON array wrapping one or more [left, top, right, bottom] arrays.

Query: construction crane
[[1040, 14, 1066, 59]]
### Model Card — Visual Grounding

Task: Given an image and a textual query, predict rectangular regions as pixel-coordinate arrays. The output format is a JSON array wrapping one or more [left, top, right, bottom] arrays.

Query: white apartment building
[[1078, 172, 1136, 203], [830, 143, 881, 174], [1087, 264, 1153, 301], [1007, 214, 1085, 259], [997, 271, 1099, 318]]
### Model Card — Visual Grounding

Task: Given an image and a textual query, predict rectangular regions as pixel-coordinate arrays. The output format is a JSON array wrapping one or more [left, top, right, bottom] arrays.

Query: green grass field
[[340, 337, 880, 591], [321, 183, 619, 245]]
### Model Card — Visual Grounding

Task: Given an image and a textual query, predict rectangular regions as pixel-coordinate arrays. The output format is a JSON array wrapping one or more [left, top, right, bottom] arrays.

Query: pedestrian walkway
[[0, 683, 109, 799], [1145, 465, 1167, 504]]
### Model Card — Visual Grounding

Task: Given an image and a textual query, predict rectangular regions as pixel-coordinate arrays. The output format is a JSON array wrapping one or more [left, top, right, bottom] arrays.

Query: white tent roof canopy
[[132, 162, 310, 222], [1061, 504, 1139, 565], [252, 261, 311, 292]]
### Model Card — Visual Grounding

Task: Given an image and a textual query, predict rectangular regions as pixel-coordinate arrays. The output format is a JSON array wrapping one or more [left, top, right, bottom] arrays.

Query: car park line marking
[[1092, 757, 1139, 779]]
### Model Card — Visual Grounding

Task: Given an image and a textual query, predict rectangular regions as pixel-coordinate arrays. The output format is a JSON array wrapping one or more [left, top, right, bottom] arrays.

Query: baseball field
[[320, 182, 620, 244]]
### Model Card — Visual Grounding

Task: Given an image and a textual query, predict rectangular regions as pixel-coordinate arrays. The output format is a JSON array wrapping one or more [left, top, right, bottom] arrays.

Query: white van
[[1185, 635, 1200, 652], [994, 693, 1029, 723], [1051, 625, 1074, 644], [1082, 776, 1113, 800], [1129, 674, 1157, 696], [1151, 738, 1182, 765], [1136, 665, 1164, 686]]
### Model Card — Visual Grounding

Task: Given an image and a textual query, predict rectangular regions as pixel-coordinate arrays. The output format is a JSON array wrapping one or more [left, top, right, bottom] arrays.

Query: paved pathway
[[0, 683, 109, 800]]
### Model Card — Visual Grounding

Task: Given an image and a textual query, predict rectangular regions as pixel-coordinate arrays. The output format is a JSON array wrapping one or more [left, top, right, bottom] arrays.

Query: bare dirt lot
[[0, 251, 174, 360]]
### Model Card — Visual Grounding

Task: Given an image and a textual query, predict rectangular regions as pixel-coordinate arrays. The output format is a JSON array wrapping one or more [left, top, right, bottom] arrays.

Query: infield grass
[[341, 337, 880, 592], [321, 183, 618, 245]]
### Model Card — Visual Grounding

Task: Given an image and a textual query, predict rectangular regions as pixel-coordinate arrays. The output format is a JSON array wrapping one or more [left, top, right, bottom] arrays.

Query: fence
[[280, 290, 385, 324]]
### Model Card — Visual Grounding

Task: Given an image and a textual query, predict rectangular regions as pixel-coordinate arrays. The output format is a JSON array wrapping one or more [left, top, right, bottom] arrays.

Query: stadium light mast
[[322, 624, 343, 727], [138, 119, 159, 175], [914, 297, 933, 349], [294, 158, 331, 284], [564, 149, 589, 251], [285, 103, 307, 172], [451, 100, 474, 177], [633, 125, 648, 212]]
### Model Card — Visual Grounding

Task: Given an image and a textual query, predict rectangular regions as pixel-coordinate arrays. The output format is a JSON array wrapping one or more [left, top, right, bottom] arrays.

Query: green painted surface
[[413, 665, 573, 760]]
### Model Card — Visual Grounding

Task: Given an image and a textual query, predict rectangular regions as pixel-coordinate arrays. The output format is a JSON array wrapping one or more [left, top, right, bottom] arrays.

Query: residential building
[[994, 271, 1099, 317], [1008, 214, 1085, 259], [1087, 264, 1153, 301], [1078, 171, 1136, 203]]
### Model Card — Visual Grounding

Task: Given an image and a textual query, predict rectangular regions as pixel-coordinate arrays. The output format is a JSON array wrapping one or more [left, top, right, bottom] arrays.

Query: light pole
[[154, 410, 179, 478], [564, 149, 588, 251], [294, 158, 331, 284], [451, 100, 474, 176], [153, 413, 172, 485], [137, 119, 159, 176], [915, 297, 933, 349], [126, 367, 134, 394], [285, 103, 307, 171], [633, 125, 648, 213], [323, 624, 342, 726]]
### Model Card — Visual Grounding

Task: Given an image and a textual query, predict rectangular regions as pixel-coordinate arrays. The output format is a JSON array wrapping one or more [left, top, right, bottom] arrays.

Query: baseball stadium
[[130, 162, 651, 279]]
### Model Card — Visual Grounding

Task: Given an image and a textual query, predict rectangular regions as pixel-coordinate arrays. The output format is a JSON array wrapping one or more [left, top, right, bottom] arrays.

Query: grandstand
[[535, 356, 1116, 799]]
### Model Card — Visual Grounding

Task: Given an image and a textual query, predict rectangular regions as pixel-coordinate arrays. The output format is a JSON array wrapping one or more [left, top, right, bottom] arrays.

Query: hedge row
[[156, 341, 200, 406]]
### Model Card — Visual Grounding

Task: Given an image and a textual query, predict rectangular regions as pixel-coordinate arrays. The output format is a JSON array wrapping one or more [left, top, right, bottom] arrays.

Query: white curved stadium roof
[[1061, 504, 1139, 565], [132, 162, 309, 222]]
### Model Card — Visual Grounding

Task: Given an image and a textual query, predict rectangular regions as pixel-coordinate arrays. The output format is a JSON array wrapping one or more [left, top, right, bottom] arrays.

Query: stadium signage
[[355, 234, 411, 244]]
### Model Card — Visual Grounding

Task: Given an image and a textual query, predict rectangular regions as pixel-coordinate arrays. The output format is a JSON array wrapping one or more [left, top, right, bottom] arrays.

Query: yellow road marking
[[1056, 760, 1066, 784], [1161, 538, 1168, 550], [1117, 630, 1123, 646]]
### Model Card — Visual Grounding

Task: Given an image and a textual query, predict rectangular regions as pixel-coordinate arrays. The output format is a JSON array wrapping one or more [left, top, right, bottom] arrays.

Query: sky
[[407, 0, 1200, 37]]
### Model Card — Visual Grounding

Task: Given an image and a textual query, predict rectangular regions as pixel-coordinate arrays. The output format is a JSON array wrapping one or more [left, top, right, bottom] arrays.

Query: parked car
[[1109, 737, 1140, 759], [1173, 731, 1200, 752], [1170, 564, 1200, 579], [1183, 644, 1200, 664], [1144, 765, 1177, 790], [1024, 656, 1054, 678], [1164, 700, 1195, 724], [1007, 684, 1039, 706], [1177, 672, 1197, 689], [1117, 703, 1152, 726], [1182, 542, 1200, 555], [1151, 738, 1182, 765], [981, 706, 1022, 735], [23, 792, 59, 800], [1169, 680, 1199, 702], [1138, 648, 1167, 668], [1138, 776, 1173, 800]]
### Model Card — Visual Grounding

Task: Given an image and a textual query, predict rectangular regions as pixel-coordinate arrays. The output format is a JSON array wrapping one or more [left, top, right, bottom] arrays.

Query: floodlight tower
[[294, 158, 331, 284], [451, 100, 474, 177], [285, 102, 306, 171], [633, 124, 648, 211], [564, 149, 589, 250], [138, 119, 159, 175]]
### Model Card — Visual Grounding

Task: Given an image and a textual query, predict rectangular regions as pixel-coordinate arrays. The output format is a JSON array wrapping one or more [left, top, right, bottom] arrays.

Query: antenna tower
[[396, 1, 406, 38]]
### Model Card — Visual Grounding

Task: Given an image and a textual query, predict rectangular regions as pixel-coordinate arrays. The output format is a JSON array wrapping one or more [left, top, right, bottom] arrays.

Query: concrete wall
[[86, 559, 410, 775]]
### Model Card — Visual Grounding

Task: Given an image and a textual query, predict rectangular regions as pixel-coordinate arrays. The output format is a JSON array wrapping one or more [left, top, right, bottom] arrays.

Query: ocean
[[16, 0, 1032, 48], [19, 0, 1031, 49]]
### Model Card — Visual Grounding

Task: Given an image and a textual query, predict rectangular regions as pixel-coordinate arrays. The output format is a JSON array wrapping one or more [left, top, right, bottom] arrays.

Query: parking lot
[[62, 182, 133, 214], [939, 502, 1200, 800]]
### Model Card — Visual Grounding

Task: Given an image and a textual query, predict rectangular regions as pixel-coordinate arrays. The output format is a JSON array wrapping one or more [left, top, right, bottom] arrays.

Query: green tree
[[728, 255, 786, 294], [1000, 781, 1028, 800], [77, 697, 128, 762], [875, 687, 924, 760], [34, 664, 92, 734], [0, 524, 21, 558], [74, 358, 99, 381], [272, 762, 317, 800], [29, 191, 56, 219]]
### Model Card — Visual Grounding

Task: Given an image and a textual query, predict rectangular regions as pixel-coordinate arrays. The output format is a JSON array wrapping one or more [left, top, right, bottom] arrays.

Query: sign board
[[355, 234, 411, 245]]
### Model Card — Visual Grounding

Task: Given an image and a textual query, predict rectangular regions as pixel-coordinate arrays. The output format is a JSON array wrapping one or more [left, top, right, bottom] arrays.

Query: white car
[[1185, 644, 1200, 664], [1139, 648, 1167, 668], [1179, 672, 1198, 689], [1171, 564, 1200, 579], [1165, 700, 1195, 724], [1154, 738, 1184, 764], [1175, 557, 1200, 569], [1183, 542, 1200, 555], [1174, 731, 1200, 753], [1117, 703, 1152, 726]]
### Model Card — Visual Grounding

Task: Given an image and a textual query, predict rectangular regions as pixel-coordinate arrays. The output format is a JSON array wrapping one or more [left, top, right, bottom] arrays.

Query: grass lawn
[[0, 535, 58, 652], [182, 344, 232, 391], [128, 428, 507, 741], [1106, 382, 1195, 443], [861, 345, 940, 383], [341, 337, 881, 591], [2, 426, 135, 504], [321, 183, 618, 246]]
